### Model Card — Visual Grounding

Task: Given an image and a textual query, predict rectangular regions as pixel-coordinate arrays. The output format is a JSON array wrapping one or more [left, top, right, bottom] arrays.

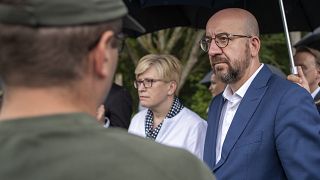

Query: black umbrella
[[124, 0, 320, 37], [123, 2, 212, 37], [124, 0, 320, 73]]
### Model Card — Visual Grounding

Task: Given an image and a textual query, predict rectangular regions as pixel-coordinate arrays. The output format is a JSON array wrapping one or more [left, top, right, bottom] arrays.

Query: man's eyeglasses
[[115, 33, 126, 53], [199, 33, 252, 52], [88, 32, 126, 52], [134, 79, 163, 89]]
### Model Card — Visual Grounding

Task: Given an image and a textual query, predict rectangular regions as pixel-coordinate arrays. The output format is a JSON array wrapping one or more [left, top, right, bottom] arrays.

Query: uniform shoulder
[[104, 129, 215, 180]]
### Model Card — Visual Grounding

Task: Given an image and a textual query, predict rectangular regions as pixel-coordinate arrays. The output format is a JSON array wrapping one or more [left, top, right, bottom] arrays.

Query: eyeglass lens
[[200, 33, 251, 52], [115, 33, 125, 52], [200, 33, 230, 52], [134, 79, 154, 89]]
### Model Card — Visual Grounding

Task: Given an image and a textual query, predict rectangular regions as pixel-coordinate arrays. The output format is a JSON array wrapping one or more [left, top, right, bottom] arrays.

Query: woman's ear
[[168, 81, 177, 96], [90, 30, 115, 78]]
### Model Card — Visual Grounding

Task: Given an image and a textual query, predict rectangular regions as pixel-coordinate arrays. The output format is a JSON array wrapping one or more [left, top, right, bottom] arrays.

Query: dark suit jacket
[[204, 65, 320, 179], [313, 90, 320, 113], [104, 83, 133, 129]]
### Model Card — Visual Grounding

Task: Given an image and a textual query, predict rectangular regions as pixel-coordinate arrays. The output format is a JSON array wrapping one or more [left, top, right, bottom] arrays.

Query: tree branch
[[177, 30, 205, 94], [165, 27, 183, 53]]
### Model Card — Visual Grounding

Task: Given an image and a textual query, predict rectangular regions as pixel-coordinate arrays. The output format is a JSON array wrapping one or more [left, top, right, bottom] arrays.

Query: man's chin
[[215, 66, 228, 75], [215, 71, 230, 82], [214, 63, 229, 71]]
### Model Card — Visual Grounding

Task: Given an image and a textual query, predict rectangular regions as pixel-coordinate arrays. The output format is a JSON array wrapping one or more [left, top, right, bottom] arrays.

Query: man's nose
[[208, 41, 222, 56]]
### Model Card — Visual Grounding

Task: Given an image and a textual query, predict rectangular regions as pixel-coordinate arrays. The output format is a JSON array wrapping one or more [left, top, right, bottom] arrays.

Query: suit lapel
[[313, 90, 320, 102], [313, 91, 320, 112], [205, 95, 225, 169], [213, 65, 272, 171]]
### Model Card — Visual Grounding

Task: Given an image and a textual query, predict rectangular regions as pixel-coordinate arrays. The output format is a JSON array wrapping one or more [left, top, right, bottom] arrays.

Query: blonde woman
[[128, 54, 207, 160]]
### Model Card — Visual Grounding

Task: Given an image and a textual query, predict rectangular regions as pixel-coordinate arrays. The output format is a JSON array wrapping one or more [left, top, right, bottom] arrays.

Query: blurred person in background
[[97, 83, 133, 128], [287, 46, 320, 112], [200, 70, 226, 97]]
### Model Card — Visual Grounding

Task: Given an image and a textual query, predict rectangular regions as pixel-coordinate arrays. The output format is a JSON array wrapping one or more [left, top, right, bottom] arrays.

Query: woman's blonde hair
[[135, 54, 182, 91]]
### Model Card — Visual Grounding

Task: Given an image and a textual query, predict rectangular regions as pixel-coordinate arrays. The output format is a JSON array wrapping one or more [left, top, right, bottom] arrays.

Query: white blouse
[[128, 107, 207, 160]]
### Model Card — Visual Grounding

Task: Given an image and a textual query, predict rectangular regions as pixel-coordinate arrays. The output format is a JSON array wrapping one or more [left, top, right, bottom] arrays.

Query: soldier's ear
[[90, 30, 115, 77]]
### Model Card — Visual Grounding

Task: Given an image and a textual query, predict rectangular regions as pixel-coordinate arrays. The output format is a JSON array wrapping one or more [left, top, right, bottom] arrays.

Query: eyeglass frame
[[115, 33, 126, 53], [88, 32, 126, 53], [199, 32, 252, 52], [133, 78, 165, 89]]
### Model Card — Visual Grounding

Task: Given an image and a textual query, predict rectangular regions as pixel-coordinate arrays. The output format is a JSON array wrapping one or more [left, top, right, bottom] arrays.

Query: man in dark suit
[[200, 8, 320, 179], [288, 27, 320, 112], [288, 46, 320, 112], [103, 83, 133, 129]]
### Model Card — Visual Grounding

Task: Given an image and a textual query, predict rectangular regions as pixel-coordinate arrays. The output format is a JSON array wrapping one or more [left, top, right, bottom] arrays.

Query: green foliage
[[180, 79, 212, 120], [260, 33, 290, 74], [179, 55, 212, 119]]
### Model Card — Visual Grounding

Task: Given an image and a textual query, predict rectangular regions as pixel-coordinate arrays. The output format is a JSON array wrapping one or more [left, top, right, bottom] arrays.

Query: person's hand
[[287, 66, 310, 93], [96, 104, 105, 124]]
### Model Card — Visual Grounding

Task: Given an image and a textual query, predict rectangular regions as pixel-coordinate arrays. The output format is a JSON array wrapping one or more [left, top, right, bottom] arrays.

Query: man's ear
[[91, 30, 115, 78], [316, 65, 320, 79], [250, 36, 260, 57]]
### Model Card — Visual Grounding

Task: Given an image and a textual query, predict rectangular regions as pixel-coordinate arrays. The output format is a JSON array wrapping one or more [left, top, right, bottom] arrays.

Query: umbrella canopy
[[124, 0, 320, 37]]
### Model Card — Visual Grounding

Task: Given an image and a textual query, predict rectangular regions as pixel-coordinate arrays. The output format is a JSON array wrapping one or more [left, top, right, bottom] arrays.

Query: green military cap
[[0, 0, 145, 33]]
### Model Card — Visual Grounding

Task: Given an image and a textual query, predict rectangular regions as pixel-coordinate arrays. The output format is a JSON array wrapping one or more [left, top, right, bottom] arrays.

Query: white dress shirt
[[215, 64, 264, 164], [311, 86, 320, 99], [129, 107, 207, 160]]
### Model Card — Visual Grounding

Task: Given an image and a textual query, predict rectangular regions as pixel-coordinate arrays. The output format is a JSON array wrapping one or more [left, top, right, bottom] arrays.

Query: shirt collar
[[166, 96, 184, 118], [311, 86, 320, 98], [222, 85, 241, 103]]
